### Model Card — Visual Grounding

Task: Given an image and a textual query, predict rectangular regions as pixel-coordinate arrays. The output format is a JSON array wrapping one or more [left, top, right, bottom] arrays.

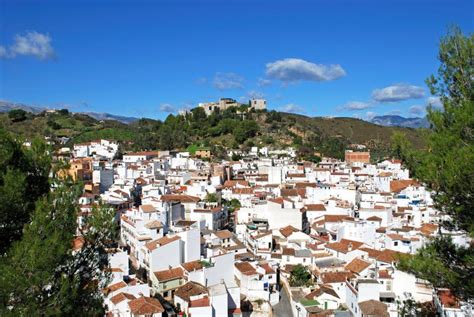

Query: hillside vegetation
[[0, 107, 425, 161]]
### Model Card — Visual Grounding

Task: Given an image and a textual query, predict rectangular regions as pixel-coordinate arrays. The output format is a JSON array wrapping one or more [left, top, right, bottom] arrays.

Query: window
[[394, 241, 398, 246]]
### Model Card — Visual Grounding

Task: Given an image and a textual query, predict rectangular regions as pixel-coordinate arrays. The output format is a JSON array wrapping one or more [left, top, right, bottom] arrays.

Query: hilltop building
[[199, 98, 267, 115]]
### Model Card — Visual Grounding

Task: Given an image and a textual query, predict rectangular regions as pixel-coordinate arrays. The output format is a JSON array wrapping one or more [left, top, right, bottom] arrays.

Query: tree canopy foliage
[[0, 130, 51, 254], [394, 26, 474, 300], [289, 264, 312, 287], [0, 130, 117, 315]]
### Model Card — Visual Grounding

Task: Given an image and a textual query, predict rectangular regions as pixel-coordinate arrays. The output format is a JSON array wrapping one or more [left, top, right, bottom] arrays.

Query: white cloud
[[213, 72, 244, 90], [409, 105, 425, 116], [341, 101, 371, 110], [426, 96, 443, 108], [247, 90, 265, 99], [257, 78, 272, 87], [279, 103, 305, 114], [159, 103, 175, 113], [0, 31, 55, 60], [265, 58, 346, 83], [365, 111, 376, 120], [372, 83, 425, 102]]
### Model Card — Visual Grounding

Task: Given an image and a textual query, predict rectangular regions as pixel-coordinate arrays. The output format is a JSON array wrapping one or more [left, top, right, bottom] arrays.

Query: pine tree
[[396, 26, 474, 300], [0, 179, 117, 315], [0, 130, 51, 254]]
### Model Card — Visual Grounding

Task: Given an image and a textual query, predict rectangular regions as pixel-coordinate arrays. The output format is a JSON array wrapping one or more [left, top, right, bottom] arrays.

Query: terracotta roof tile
[[214, 230, 232, 240], [174, 281, 208, 302], [110, 292, 136, 305], [128, 296, 164, 315], [358, 300, 389, 317], [320, 271, 354, 284], [235, 262, 258, 275], [390, 179, 419, 193], [326, 239, 364, 254], [181, 260, 204, 272], [280, 225, 299, 238], [145, 235, 180, 251], [153, 267, 184, 282], [161, 194, 200, 203], [345, 258, 371, 274]]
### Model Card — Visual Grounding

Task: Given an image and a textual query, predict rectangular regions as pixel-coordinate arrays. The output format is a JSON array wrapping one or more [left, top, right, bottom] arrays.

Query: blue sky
[[0, 0, 472, 120]]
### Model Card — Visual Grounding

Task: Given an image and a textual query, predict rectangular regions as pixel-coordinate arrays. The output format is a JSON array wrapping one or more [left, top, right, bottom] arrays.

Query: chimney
[[348, 242, 353, 251]]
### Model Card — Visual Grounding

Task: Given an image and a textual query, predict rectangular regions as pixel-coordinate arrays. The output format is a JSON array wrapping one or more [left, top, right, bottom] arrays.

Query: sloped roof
[[345, 257, 371, 274], [390, 179, 419, 193], [145, 235, 180, 251], [304, 204, 326, 212], [160, 194, 201, 203], [325, 239, 364, 254], [358, 300, 389, 317], [128, 296, 165, 315], [235, 262, 257, 276], [110, 292, 136, 305], [153, 267, 184, 282], [140, 204, 156, 213], [319, 271, 354, 284], [174, 281, 208, 302], [214, 230, 232, 240], [305, 285, 340, 300], [181, 260, 204, 272], [144, 220, 163, 229], [280, 225, 299, 238]]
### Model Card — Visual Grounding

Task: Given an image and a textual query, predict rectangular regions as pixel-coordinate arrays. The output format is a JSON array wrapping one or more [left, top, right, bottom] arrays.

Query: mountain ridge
[[0, 101, 138, 124], [370, 115, 429, 128]]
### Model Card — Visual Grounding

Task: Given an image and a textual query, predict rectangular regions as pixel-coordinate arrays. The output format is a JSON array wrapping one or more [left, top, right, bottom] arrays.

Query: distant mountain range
[[370, 115, 429, 129], [0, 101, 138, 124]]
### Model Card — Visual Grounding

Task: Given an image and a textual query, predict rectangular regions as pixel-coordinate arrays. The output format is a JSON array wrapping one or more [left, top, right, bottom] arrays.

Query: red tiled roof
[[181, 260, 204, 272], [161, 194, 201, 203], [190, 296, 210, 308], [326, 239, 364, 254], [140, 204, 156, 213], [280, 225, 299, 238], [390, 179, 419, 193], [174, 281, 208, 302], [345, 258, 371, 274], [304, 204, 326, 212], [214, 230, 232, 240], [128, 296, 165, 314], [110, 292, 136, 305], [235, 262, 257, 275], [154, 267, 184, 282], [145, 235, 180, 251], [223, 180, 249, 188], [320, 271, 354, 284], [438, 289, 460, 308]]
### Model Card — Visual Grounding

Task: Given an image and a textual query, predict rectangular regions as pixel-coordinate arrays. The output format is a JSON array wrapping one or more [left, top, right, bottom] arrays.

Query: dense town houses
[[66, 141, 471, 317]]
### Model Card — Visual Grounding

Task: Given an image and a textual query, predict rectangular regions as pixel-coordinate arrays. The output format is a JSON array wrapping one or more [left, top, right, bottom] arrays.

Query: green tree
[[233, 120, 259, 143], [0, 131, 51, 254], [0, 182, 116, 315], [8, 109, 27, 122], [396, 27, 474, 300], [289, 264, 312, 287], [205, 192, 218, 203]]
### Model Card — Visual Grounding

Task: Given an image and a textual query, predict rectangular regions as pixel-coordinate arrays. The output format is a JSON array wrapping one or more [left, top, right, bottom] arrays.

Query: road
[[273, 285, 293, 317]]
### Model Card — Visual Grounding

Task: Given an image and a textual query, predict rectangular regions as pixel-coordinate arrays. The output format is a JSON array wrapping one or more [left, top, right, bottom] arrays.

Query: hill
[[0, 106, 426, 161]]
